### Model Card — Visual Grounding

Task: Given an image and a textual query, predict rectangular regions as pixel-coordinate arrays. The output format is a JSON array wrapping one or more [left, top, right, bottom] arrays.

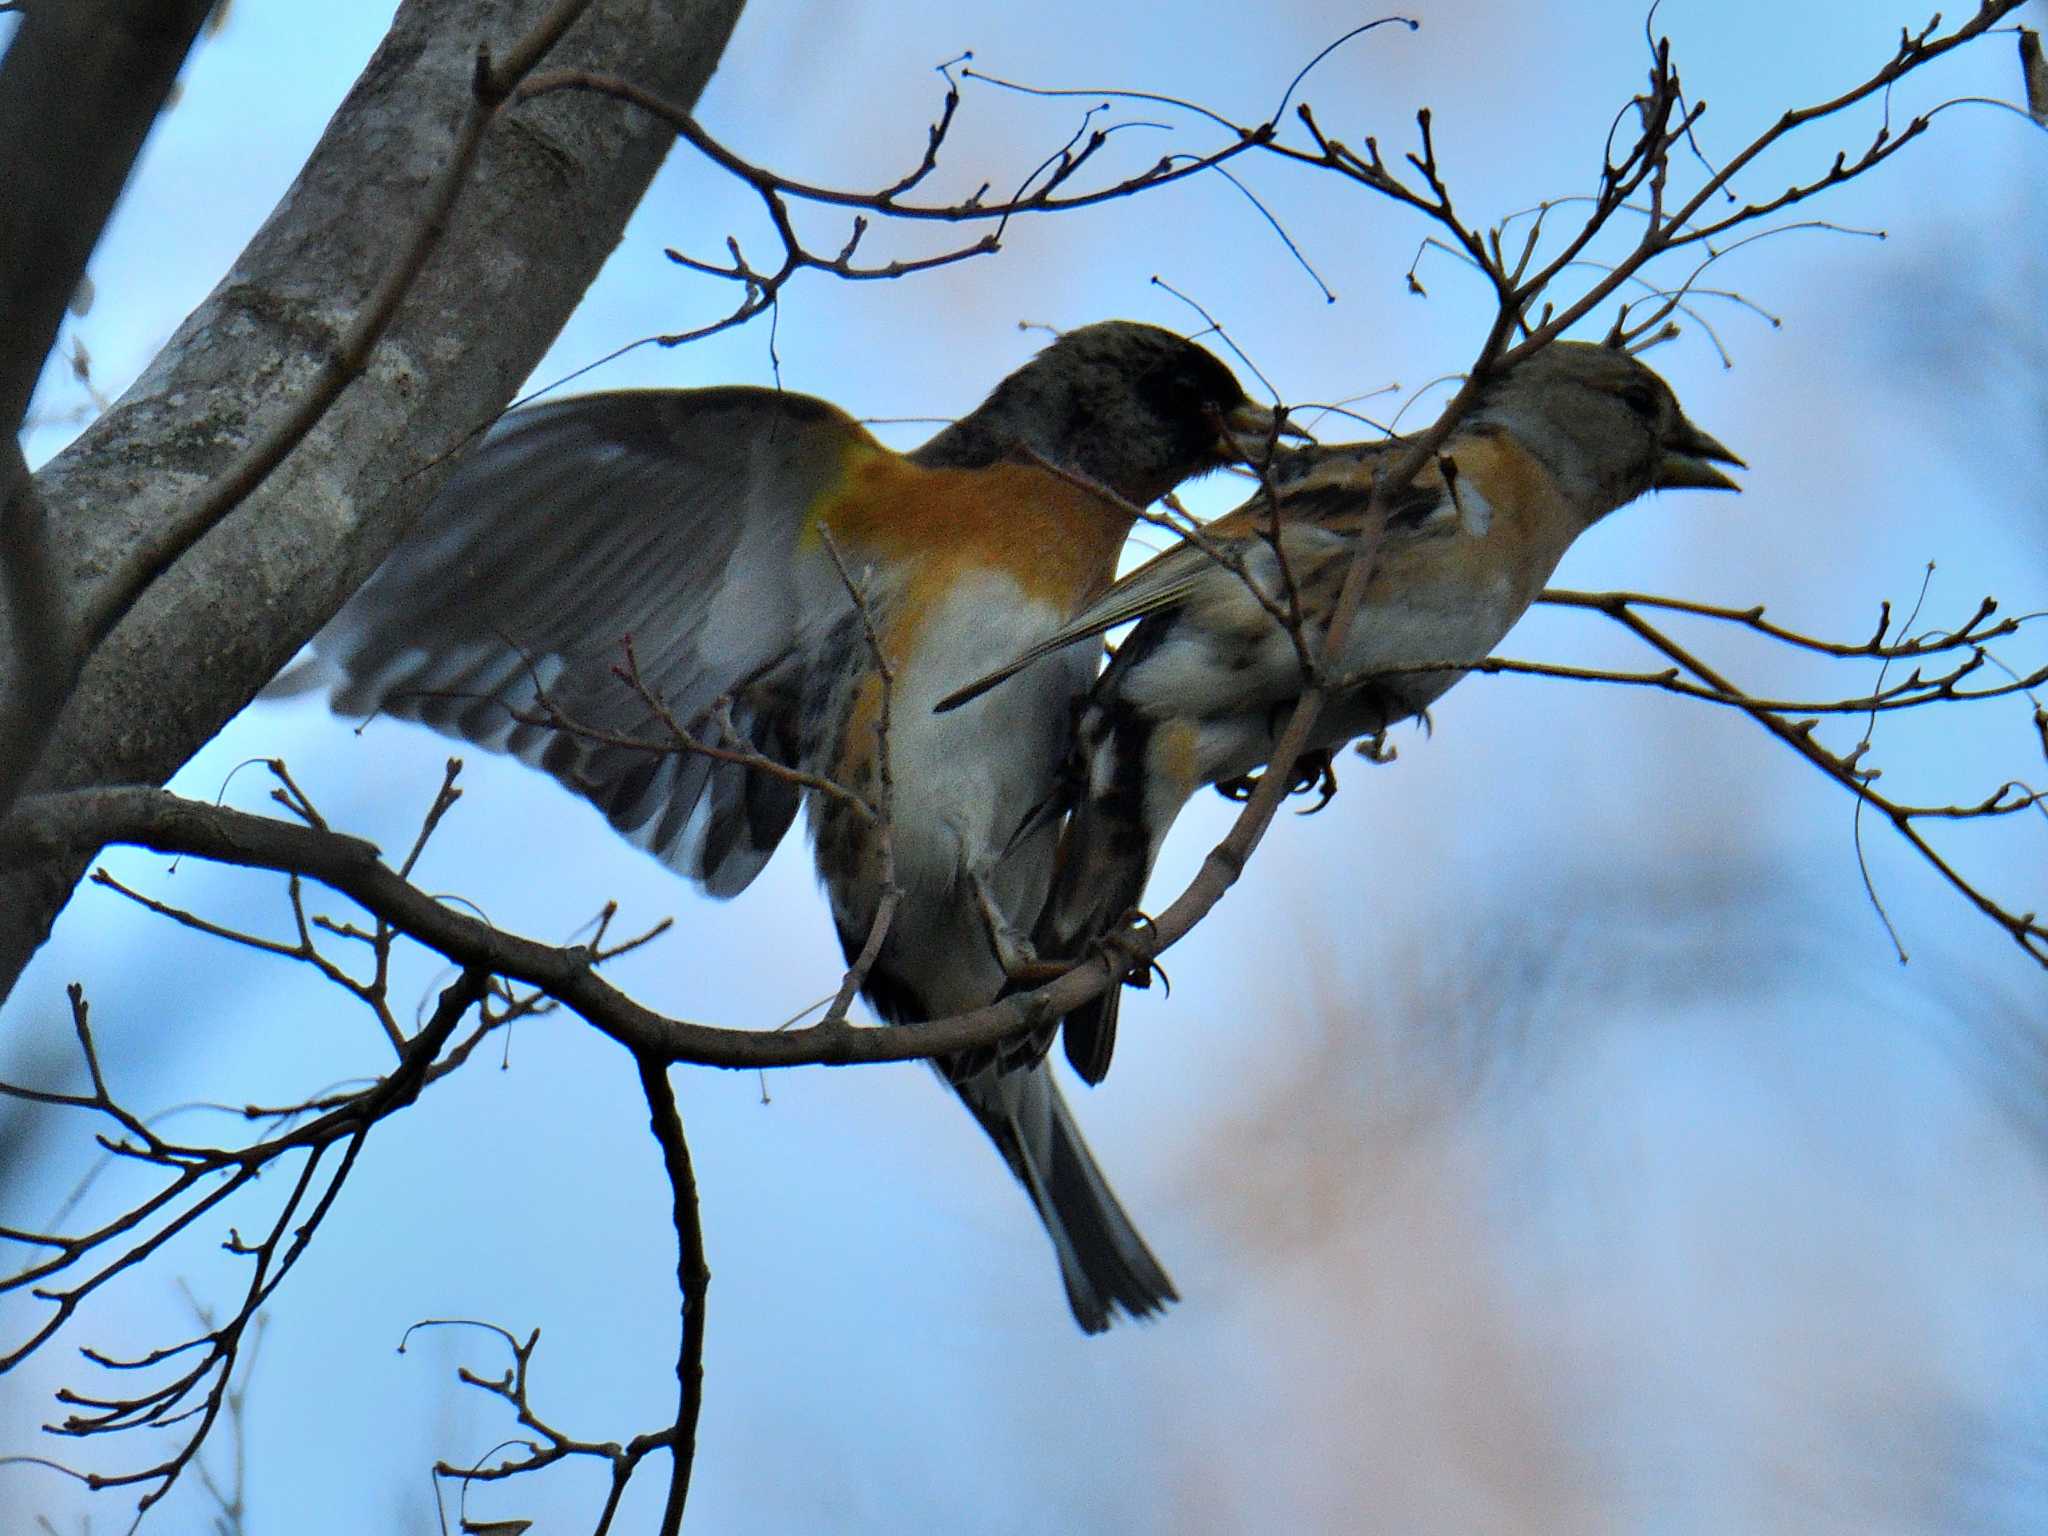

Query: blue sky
[[6, 2, 2048, 1531]]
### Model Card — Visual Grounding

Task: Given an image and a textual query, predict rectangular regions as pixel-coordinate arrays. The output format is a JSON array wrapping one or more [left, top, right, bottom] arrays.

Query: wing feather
[[314, 387, 877, 896]]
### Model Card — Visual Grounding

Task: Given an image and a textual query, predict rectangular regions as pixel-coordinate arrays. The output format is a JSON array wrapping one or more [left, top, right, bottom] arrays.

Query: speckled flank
[[832, 668, 888, 785]]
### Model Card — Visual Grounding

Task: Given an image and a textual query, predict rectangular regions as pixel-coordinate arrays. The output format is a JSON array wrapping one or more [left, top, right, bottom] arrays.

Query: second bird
[[943, 339, 1743, 1084]]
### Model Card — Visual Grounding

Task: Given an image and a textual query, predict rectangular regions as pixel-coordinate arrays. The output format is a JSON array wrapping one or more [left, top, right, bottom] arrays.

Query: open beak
[[1217, 400, 1315, 460], [1656, 420, 1745, 492]]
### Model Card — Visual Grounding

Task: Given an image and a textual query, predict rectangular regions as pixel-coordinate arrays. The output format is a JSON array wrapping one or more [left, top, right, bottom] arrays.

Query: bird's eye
[[1141, 365, 1210, 423], [1619, 382, 1659, 420], [1167, 370, 1205, 410]]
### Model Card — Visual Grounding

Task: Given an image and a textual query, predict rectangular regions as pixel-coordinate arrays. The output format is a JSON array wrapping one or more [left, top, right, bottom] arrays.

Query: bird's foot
[[1215, 747, 1341, 813], [1353, 728, 1397, 765], [968, 866, 1043, 978], [1094, 911, 1170, 995]]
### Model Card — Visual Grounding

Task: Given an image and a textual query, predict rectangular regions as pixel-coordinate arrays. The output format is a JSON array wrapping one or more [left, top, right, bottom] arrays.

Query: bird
[[938, 339, 1743, 1085], [294, 320, 1287, 1331]]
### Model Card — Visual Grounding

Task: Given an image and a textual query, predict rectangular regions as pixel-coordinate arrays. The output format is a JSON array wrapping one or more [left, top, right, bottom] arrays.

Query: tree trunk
[[0, 0, 747, 998]]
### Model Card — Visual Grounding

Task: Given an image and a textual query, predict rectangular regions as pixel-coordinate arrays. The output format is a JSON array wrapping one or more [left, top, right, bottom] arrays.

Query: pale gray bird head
[[912, 320, 1292, 505], [1470, 340, 1744, 518]]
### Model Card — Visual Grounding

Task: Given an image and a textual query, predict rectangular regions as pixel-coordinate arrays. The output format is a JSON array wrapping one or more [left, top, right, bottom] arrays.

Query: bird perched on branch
[[941, 339, 1742, 1085], [296, 320, 1285, 1332]]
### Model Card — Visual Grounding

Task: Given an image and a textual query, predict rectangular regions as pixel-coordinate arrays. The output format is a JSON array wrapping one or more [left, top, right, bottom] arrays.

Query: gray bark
[[0, 0, 218, 431], [0, 0, 747, 997], [0, 0, 218, 816]]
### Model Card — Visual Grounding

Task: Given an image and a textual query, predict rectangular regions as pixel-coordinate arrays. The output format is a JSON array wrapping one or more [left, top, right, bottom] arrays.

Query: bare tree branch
[[633, 1053, 707, 1536], [0, 968, 485, 1519]]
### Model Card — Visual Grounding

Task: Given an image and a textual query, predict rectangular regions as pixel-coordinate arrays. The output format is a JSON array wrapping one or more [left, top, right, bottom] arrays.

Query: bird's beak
[[1217, 400, 1314, 460], [1657, 420, 1745, 492]]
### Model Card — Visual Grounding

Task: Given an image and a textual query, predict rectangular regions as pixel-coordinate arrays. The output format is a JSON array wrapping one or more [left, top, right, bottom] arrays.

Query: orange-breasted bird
[[940, 340, 1742, 1084], [298, 321, 1283, 1331]]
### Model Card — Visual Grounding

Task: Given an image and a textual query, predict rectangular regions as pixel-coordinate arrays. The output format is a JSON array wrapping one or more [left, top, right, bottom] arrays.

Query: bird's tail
[[953, 1059, 1175, 1332]]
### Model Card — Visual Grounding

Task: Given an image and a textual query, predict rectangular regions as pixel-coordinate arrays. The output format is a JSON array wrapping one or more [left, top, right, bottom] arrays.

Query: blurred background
[[6, 1, 2048, 1530]]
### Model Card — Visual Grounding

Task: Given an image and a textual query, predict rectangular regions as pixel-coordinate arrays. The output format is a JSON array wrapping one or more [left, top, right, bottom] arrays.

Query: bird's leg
[[1005, 907, 1168, 994], [965, 861, 1043, 979]]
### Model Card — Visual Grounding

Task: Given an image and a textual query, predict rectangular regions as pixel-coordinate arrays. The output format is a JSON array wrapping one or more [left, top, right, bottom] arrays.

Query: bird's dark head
[[919, 321, 1291, 505], [1474, 340, 1743, 521]]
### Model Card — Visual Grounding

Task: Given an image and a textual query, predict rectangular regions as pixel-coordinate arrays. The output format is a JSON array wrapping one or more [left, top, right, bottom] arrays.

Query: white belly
[[1121, 569, 1538, 789], [869, 574, 1092, 1011]]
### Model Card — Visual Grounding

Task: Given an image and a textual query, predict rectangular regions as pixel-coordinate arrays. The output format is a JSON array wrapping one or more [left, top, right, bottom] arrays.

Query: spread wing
[[312, 387, 876, 898]]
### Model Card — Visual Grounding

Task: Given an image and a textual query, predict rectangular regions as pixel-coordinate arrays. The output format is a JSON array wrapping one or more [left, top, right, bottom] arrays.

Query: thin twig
[[633, 1053, 708, 1536]]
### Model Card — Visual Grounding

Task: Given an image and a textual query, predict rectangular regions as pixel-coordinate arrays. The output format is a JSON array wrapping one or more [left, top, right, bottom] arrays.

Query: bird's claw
[[1353, 729, 1397, 765], [1296, 748, 1339, 813], [1094, 911, 1169, 996], [1214, 748, 1341, 813]]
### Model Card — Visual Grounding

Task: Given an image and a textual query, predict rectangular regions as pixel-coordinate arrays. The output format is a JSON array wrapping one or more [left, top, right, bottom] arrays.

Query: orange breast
[[811, 450, 1139, 780], [813, 452, 1136, 626], [1444, 426, 1571, 541]]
